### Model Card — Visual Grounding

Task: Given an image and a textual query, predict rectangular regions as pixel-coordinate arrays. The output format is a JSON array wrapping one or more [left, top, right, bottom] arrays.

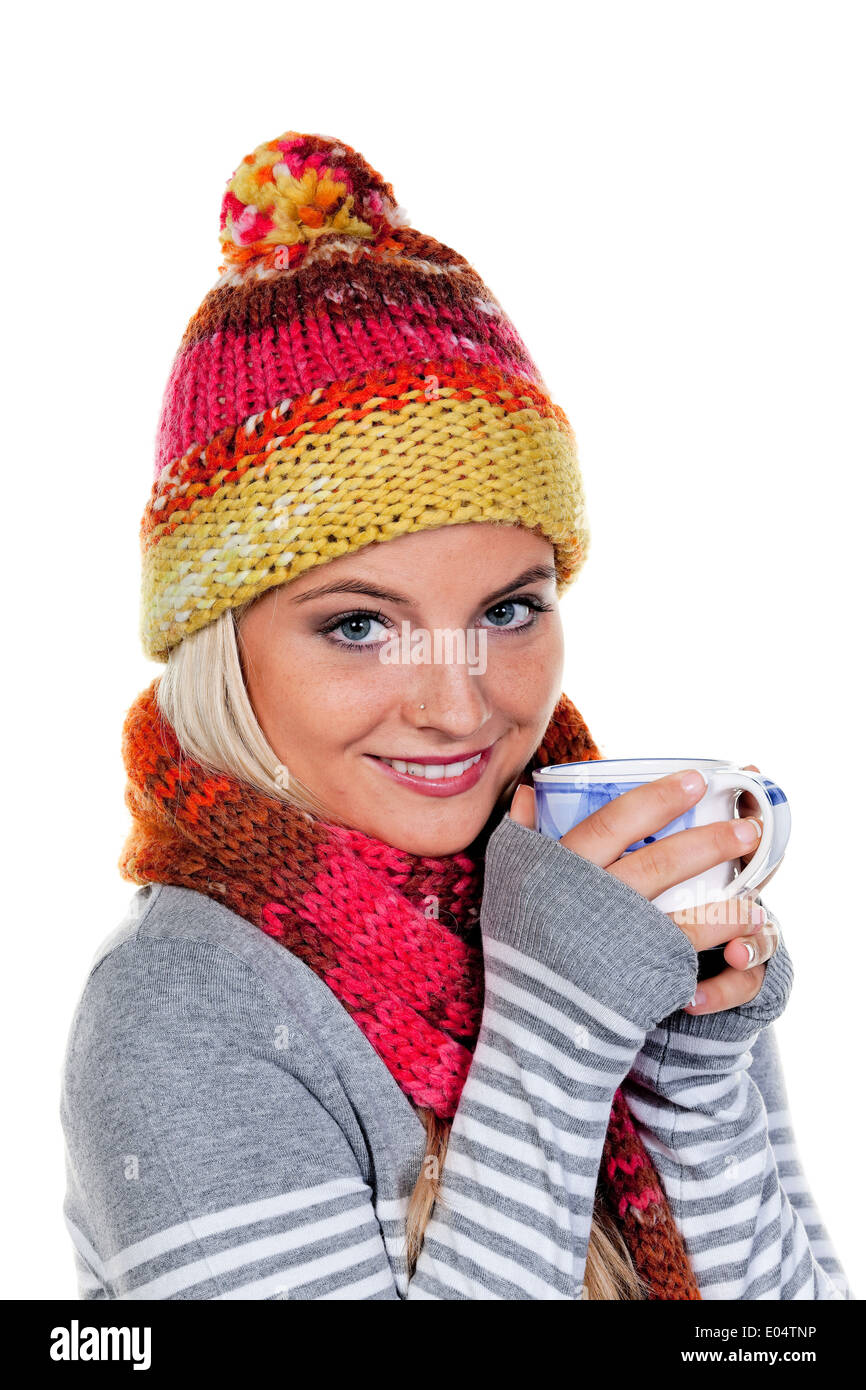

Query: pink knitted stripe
[[338, 996, 474, 1117], [298, 837, 482, 1036], [155, 309, 542, 476], [606, 1152, 647, 1180], [617, 1186, 665, 1218]]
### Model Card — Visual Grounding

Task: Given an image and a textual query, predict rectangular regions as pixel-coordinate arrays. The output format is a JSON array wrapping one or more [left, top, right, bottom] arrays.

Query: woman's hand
[[509, 768, 780, 1017]]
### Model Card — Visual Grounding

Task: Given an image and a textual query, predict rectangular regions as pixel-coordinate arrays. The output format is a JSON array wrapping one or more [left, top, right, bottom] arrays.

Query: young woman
[[60, 129, 850, 1301]]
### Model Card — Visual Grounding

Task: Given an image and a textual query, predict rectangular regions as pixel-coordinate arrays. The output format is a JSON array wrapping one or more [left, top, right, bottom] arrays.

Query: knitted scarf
[[120, 680, 701, 1301]]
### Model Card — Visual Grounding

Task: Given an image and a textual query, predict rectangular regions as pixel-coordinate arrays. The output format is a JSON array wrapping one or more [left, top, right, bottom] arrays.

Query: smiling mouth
[[373, 752, 484, 781], [367, 741, 496, 783]]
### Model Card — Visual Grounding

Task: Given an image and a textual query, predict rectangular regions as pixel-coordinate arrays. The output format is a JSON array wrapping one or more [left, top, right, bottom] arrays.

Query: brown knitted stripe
[[180, 236, 502, 351]]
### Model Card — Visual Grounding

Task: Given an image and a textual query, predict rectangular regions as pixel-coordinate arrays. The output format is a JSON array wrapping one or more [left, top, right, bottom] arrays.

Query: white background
[[2, 0, 863, 1298]]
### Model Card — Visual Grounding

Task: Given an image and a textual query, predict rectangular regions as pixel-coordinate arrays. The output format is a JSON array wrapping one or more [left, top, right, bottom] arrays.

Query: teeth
[[381, 753, 482, 780]]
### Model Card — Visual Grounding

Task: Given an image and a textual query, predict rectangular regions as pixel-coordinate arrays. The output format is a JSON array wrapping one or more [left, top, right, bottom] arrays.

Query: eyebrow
[[291, 563, 558, 609]]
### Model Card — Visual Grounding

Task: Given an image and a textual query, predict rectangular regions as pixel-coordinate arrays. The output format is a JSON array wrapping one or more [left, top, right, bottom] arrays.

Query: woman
[[60, 129, 849, 1301]]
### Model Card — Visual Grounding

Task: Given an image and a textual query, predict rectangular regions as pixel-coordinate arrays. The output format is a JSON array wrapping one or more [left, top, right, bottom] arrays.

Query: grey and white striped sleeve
[[621, 936, 848, 1299], [408, 815, 699, 1299], [60, 940, 403, 1301], [749, 1024, 851, 1297]]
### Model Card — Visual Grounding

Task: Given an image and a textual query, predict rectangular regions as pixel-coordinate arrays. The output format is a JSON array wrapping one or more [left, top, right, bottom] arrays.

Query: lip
[[364, 742, 497, 797], [374, 744, 493, 766]]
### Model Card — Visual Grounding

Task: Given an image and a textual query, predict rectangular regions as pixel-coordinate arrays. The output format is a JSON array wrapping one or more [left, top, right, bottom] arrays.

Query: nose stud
[[419, 703, 425, 709]]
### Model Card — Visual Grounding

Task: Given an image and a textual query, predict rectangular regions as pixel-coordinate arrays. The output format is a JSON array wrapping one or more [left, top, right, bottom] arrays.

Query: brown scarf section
[[120, 680, 700, 1300]]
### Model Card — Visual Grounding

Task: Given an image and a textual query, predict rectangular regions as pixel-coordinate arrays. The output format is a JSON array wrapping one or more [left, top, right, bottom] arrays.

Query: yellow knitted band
[[141, 378, 589, 661]]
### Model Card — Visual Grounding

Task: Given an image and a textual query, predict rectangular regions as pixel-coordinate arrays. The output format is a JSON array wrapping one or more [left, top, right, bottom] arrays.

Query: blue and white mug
[[532, 757, 791, 913]]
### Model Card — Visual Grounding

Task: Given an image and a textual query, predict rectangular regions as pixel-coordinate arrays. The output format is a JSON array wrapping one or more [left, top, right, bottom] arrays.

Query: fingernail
[[741, 940, 757, 967], [748, 902, 767, 930], [687, 989, 706, 1009], [734, 816, 763, 844], [680, 770, 708, 793]]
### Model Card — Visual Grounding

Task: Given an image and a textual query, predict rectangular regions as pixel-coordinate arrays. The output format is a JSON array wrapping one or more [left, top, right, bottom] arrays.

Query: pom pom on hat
[[218, 131, 412, 276]]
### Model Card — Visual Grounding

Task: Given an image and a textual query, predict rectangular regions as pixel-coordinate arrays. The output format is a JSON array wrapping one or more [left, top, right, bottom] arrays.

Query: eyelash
[[318, 595, 554, 653]]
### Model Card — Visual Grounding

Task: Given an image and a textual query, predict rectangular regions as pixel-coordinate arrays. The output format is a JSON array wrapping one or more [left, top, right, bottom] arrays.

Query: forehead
[[293, 524, 554, 592]]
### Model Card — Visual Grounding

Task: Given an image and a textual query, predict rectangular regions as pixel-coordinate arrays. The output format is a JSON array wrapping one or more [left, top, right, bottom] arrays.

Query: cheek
[[488, 620, 564, 711], [243, 629, 393, 755]]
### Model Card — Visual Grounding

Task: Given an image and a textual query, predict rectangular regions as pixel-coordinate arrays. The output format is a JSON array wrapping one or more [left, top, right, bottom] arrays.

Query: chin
[[375, 800, 507, 859], [389, 829, 483, 858]]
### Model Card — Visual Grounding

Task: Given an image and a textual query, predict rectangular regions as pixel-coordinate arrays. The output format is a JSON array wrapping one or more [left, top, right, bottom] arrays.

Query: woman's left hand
[[676, 762, 781, 1015]]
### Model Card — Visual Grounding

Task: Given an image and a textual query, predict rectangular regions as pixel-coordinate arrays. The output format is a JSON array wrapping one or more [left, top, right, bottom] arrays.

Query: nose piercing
[[419, 703, 425, 709]]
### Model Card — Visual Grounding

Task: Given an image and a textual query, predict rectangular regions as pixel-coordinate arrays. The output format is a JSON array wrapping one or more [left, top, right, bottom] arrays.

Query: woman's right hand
[[508, 771, 774, 1011]]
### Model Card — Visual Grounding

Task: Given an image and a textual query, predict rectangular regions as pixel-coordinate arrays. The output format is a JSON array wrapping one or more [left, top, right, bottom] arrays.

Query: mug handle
[[706, 769, 791, 899]]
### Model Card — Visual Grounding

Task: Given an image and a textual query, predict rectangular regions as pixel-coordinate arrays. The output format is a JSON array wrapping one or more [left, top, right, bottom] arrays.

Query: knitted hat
[[141, 130, 590, 661]]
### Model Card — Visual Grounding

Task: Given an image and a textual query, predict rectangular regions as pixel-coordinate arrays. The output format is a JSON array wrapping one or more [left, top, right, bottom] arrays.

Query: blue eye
[[480, 600, 534, 630], [321, 610, 392, 651]]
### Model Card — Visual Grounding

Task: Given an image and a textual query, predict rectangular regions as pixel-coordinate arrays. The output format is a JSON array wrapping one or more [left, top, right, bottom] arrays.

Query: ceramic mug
[[532, 757, 791, 914]]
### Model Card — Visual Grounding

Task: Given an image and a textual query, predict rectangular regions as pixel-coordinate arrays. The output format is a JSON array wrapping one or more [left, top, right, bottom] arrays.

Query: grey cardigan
[[59, 814, 851, 1299]]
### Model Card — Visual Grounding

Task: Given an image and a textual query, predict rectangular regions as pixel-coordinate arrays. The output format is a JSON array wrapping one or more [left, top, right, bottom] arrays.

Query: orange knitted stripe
[[142, 357, 571, 546]]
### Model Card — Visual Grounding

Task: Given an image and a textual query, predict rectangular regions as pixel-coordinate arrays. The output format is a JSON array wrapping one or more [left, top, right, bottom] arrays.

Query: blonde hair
[[157, 606, 648, 1300]]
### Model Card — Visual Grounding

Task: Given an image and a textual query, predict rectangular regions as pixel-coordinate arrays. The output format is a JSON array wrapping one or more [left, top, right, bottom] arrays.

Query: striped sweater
[[59, 814, 851, 1300]]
